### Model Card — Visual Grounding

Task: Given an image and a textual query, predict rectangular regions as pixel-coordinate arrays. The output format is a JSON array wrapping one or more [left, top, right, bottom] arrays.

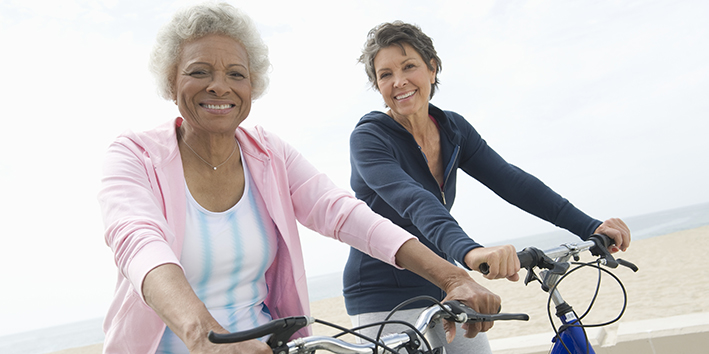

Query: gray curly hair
[[149, 2, 271, 101], [359, 21, 442, 99]]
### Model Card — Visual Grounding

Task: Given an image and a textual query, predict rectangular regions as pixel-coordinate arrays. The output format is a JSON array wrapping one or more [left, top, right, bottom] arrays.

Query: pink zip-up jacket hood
[[98, 118, 414, 353]]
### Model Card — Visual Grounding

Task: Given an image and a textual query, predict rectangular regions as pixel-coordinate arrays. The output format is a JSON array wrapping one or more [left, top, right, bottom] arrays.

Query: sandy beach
[[51, 225, 709, 353]]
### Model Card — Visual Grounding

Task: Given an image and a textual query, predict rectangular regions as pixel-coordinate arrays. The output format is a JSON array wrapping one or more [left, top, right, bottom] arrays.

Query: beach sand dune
[[51, 226, 709, 353]]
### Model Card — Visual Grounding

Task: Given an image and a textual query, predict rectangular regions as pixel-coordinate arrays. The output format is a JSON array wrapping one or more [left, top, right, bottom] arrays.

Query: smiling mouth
[[201, 104, 235, 110], [395, 91, 416, 100]]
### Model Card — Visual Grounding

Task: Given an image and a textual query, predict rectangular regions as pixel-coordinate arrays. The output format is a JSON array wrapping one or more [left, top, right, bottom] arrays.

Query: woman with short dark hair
[[345, 20, 631, 354]]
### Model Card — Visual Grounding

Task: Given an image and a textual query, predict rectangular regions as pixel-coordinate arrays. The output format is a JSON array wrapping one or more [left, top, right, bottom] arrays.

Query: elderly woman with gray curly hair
[[98, 3, 503, 354]]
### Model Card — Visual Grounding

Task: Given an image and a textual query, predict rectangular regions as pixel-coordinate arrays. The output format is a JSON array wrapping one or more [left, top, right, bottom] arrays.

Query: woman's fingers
[[595, 218, 631, 252], [465, 245, 520, 281]]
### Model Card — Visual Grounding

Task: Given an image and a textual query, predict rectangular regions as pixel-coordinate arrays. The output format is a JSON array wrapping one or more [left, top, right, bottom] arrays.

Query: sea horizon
[[2, 201, 708, 354]]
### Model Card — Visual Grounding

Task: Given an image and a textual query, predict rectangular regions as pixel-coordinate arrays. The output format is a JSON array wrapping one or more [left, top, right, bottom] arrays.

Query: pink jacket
[[98, 118, 414, 353]]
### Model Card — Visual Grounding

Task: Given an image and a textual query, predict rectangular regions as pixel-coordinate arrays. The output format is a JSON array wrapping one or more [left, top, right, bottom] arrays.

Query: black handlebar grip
[[589, 233, 614, 250], [479, 248, 537, 275], [478, 263, 490, 275], [209, 317, 292, 344], [517, 248, 536, 269], [589, 234, 625, 270]]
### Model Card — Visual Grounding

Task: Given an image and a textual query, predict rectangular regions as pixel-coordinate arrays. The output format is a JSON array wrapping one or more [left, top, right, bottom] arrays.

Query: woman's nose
[[393, 73, 407, 88], [207, 75, 229, 96]]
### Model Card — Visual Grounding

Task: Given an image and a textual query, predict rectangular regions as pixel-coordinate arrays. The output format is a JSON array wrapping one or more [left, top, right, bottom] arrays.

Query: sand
[[50, 225, 709, 353]]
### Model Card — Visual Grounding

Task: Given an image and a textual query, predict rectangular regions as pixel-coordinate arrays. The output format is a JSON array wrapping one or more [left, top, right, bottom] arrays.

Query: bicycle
[[479, 234, 638, 354], [208, 234, 637, 354]]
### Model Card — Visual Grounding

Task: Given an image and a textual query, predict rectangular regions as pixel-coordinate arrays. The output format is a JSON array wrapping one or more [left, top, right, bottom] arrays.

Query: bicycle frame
[[552, 310, 595, 354]]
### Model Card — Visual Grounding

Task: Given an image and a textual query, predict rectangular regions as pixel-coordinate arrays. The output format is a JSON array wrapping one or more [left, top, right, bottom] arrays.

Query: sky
[[0, 0, 707, 337]]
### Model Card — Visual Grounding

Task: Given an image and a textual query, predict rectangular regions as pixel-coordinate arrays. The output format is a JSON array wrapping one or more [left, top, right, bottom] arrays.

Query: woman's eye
[[229, 71, 246, 79], [187, 70, 207, 77], [379, 72, 391, 80]]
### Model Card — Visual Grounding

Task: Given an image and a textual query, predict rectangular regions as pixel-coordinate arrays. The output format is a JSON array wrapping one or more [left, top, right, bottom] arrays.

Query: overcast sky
[[0, 0, 707, 336]]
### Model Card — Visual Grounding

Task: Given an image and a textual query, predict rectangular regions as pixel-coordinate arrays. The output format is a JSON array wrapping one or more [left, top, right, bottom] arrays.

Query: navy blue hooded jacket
[[343, 103, 602, 314]]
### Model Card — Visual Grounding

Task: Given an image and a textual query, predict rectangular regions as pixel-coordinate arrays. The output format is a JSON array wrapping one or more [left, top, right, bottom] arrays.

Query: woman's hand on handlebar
[[441, 276, 501, 341], [394, 239, 503, 341], [143, 264, 270, 354], [464, 245, 520, 282], [594, 218, 631, 253]]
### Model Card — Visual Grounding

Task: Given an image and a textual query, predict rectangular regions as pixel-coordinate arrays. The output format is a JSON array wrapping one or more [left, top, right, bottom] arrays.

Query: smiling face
[[173, 34, 252, 136], [374, 43, 436, 120]]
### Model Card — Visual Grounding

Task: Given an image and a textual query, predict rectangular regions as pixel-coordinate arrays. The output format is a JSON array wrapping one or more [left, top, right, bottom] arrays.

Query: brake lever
[[443, 301, 529, 323], [526, 247, 570, 275], [588, 234, 640, 273], [617, 258, 639, 272]]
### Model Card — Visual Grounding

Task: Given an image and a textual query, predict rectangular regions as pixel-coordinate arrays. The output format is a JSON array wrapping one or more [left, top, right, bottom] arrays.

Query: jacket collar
[[235, 124, 270, 163], [357, 103, 457, 143], [121, 118, 181, 169], [129, 117, 274, 167]]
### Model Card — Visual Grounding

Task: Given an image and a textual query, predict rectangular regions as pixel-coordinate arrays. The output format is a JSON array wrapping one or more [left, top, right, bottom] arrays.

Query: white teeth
[[203, 104, 232, 109], [396, 91, 415, 100]]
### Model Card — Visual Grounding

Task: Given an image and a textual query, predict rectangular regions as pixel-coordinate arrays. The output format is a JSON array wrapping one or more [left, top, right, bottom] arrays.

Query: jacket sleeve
[[98, 136, 181, 302], [454, 115, 602, 239], [349, 126, 481, 266], [261, 129, 415, 267]]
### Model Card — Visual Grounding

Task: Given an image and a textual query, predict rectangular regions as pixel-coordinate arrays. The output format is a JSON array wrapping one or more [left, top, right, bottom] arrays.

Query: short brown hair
[[359, 21, 442, 99]]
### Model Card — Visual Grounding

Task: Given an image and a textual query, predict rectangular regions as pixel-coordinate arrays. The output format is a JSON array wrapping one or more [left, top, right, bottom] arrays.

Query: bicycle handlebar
[[210, 234, 637, 353], [209, 300, 528, 353], [479, 234, 638, 279]]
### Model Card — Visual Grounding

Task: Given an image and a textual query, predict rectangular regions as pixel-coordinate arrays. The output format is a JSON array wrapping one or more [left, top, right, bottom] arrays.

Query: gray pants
[[350, 309, 492, 354]]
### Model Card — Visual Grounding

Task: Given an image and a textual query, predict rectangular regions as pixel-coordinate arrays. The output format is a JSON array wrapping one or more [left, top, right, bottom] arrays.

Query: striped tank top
[[156, 153, 278, 353]]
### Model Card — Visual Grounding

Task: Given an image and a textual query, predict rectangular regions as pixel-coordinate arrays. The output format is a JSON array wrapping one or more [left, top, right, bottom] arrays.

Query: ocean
[[2, 202, 707, 354]]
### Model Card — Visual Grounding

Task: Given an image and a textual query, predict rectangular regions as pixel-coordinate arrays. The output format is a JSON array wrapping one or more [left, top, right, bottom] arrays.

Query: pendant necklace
[[182, 137, 237, 171]]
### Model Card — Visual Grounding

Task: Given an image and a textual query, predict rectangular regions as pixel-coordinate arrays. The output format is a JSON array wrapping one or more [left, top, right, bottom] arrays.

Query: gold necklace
[[181, 137, 237, 171]]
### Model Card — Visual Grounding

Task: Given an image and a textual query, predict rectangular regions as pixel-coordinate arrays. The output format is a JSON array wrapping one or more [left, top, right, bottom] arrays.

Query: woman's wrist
[[439, 267, 477, 295], [463, 247, 483, 271], [183, 319, 225, 352]]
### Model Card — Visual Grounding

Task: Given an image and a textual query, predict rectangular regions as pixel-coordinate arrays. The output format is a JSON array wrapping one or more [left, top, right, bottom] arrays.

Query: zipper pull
[[441, 190, 446, 205]]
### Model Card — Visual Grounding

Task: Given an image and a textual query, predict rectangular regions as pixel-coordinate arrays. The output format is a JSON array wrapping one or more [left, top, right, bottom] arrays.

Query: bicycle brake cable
[[327, 296, 439, 354], [545, 260, 629, 354], [561, 262, 629, 328], [316, 318, 401, 354], [377, 295, 447, 353], [576, 259, 603, 321]]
